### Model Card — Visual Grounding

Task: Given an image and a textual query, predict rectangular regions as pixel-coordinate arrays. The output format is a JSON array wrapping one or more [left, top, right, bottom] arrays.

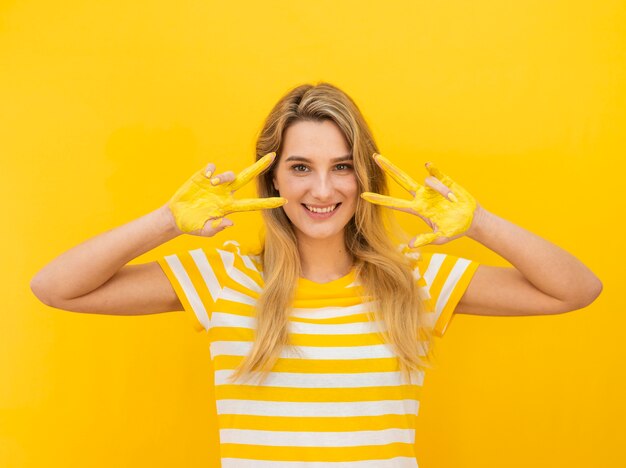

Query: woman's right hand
[[166, 152, 287, 237]]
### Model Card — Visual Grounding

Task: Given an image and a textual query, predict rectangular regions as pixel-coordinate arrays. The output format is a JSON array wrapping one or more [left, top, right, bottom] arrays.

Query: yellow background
[[2, 1, 624, 467]]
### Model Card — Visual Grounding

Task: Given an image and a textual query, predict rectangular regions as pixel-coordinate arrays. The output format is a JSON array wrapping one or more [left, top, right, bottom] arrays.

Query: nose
[[309, 173, 335, 201]]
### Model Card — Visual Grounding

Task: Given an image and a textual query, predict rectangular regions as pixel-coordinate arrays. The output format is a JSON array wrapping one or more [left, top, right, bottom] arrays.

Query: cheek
[[342, 178, 359, 199]]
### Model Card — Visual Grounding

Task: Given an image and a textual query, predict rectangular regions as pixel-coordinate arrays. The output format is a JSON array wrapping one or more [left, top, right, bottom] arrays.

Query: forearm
[[467, 207, 602, 305], [31, 204, 181, 302]]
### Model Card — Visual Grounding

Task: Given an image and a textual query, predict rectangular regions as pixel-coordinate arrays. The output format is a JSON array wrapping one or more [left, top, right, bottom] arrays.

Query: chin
[[295, 226, 346, 242]]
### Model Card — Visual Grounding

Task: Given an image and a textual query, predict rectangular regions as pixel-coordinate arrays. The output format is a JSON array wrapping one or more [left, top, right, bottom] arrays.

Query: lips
[[302, 203, 340, 213], [301, 202, 342, 218]]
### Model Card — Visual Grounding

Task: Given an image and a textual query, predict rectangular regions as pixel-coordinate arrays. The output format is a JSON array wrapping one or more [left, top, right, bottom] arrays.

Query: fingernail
[[448, 192, 458, 203], [210, 177, 220, 185], [205, 169, 213, 178]]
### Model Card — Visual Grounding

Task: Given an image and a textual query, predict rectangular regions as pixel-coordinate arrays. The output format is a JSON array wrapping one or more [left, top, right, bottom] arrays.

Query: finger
[[409, 231, 442, 249], [209, 217, 234, 229], [360, 192, 415, 210], [425, 162, 455, 188], [424, 176, 457, 202], [227, 196, 287, 213], [203, 162, 216, 178], [229, 152, 277, 192], [191, 162, 217, 184], [373, 153, 421, 194], [210, 171, 235, 186]]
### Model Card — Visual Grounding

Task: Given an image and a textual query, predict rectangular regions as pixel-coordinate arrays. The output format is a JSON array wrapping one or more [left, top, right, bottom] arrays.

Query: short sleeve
[[157, 246, 224, 333], [409, 250, 480, 338]]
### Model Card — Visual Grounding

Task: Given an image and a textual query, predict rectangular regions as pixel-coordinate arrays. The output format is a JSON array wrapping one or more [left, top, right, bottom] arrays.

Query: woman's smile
[[301, 202, 342, 219]]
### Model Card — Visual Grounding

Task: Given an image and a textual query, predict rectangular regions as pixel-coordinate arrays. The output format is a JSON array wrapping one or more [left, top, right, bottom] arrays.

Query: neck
[[297, 234, 354, 283]]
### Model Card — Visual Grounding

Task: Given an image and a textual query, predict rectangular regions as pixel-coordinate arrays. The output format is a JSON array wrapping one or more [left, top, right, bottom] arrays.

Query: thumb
[[409, 232, 439, 248], [210, 217, 234, 229]]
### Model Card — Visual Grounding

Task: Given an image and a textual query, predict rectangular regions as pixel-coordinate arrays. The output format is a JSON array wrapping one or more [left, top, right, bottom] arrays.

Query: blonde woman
[[31, 82, 602, 467]]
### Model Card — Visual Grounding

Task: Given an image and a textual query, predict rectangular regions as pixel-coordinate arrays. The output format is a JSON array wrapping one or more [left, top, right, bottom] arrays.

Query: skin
[[272, 120, 358, 282], [360, 153, 602, 315], [168, 152, 287, 234], [169, 134, 601, 314], [361, 153, 480, 249]]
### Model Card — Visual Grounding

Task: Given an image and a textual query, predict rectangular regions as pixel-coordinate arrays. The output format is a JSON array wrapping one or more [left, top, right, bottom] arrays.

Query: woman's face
[[272, 119, 358, 245]]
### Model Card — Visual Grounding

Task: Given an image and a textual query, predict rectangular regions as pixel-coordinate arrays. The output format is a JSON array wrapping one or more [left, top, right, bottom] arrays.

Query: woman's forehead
[[282, 120, 350, 154]]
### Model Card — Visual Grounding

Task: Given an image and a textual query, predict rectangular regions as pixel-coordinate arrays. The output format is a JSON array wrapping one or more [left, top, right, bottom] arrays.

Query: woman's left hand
[[361, 153, 483, 249]]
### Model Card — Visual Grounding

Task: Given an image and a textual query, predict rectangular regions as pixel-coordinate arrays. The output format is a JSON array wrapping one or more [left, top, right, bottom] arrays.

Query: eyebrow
[[284, 154, 353, 163]]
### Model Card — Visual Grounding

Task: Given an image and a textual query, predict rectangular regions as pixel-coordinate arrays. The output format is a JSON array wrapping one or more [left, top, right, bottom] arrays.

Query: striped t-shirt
[[157, 240, 479, 467]]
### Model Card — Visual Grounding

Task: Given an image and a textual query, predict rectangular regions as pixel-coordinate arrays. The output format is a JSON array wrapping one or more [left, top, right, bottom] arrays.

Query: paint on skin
[[360, 153, 477, 249], [168, 152, 287, 233]]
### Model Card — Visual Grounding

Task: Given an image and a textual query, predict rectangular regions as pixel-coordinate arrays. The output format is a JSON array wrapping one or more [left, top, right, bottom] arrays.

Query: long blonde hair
[[228, 82, 434, 385]]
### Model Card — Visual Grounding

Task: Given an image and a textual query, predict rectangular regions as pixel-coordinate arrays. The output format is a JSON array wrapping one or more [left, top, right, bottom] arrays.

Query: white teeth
[[305, 204, 338, 213]]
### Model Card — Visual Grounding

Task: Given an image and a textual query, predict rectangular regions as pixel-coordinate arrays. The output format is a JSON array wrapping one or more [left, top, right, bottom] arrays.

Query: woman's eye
[[289, 163, 352, 172]]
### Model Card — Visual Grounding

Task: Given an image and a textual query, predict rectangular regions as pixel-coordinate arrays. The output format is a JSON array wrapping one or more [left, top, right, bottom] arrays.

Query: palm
[[361, 154, 478, 248], [168, 152, 286, 234]]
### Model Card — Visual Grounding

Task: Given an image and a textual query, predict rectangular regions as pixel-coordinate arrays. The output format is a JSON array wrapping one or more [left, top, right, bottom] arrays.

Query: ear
[[272, 176, 279, 191]]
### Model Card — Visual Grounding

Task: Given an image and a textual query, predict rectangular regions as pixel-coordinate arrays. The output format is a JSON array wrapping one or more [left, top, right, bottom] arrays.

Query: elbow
[[569, 278, 603, 311], [30, 275, 54, 307], [586, 278, 603, 305]]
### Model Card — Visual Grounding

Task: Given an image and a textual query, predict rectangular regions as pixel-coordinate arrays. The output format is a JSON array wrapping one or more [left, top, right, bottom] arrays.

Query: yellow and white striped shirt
[[158, 240, 479, 467]]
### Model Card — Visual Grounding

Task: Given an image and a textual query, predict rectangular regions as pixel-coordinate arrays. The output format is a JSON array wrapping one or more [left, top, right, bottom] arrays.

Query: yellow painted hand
[[361, 153, 479, 249], [167, 152, 287, 235]]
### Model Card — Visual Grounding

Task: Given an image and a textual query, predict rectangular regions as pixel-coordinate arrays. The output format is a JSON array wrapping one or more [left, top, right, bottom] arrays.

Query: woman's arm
[[30, 205, 182, 306], [359, 155, 602, 316], [30, 153, 285, 311], [454, 207, 603, 316]]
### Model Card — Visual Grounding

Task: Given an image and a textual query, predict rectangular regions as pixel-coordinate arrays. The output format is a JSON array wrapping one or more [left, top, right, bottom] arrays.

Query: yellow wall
[[2, 1, 623, 467]]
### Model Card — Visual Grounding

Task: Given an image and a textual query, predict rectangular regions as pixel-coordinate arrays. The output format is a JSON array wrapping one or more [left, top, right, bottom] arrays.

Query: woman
[[31, 82, 602, 467]]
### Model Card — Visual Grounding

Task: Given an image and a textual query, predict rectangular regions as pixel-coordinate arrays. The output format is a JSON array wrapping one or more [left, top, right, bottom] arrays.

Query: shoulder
[[216, 239, 263, 273], [161, 238, 261, 278], [397, 243, 475, 275]]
